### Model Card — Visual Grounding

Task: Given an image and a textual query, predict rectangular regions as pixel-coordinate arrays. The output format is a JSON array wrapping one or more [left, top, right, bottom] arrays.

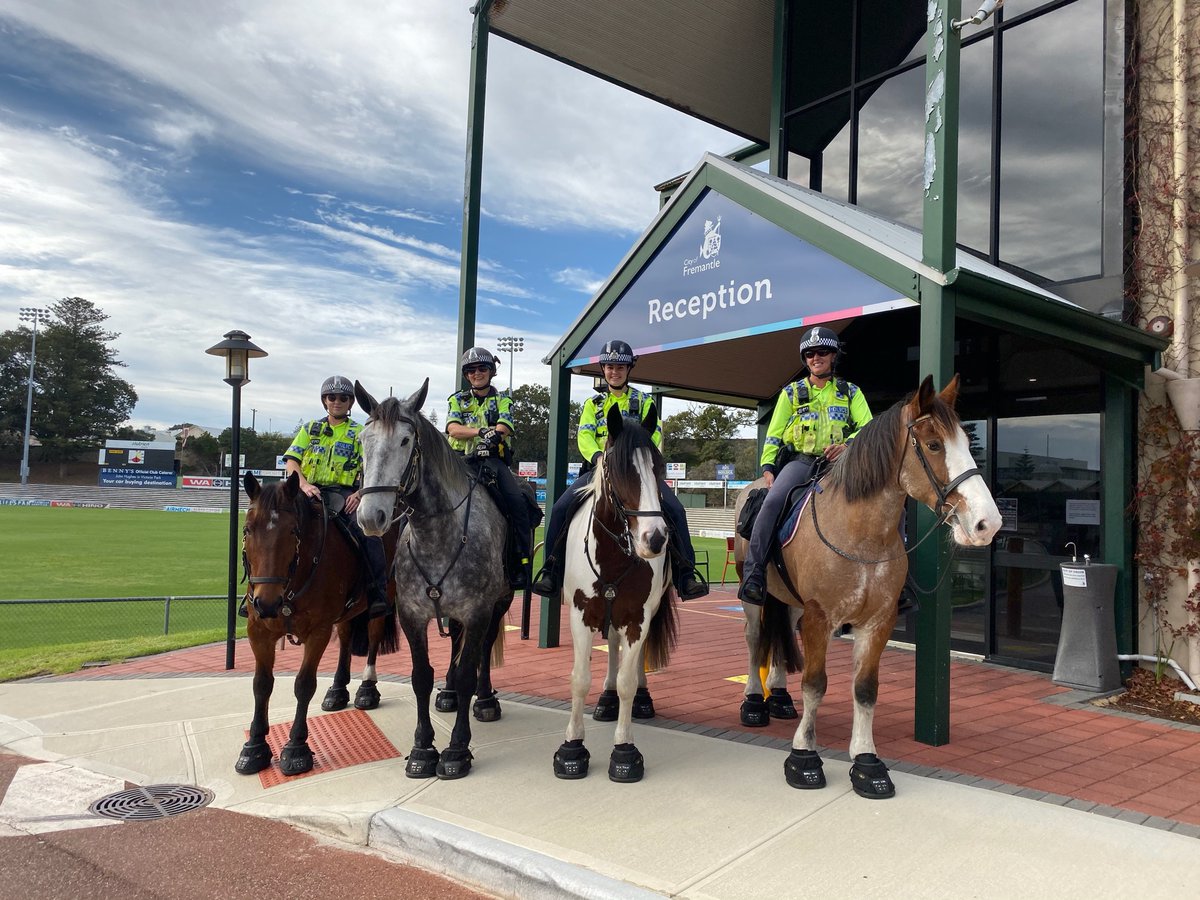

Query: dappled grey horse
[[355, 379, 515, 780]]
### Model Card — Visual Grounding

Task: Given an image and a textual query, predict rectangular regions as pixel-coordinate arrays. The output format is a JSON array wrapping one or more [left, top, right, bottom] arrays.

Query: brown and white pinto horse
[[734, 375, 1001, 798], [553, 404, 678, 783]]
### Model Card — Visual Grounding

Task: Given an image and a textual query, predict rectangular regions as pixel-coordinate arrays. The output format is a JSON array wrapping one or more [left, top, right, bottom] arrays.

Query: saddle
[[468, 458, 543, 581]]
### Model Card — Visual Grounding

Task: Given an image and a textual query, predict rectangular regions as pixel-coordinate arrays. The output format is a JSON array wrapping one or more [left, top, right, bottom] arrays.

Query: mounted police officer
[[446, 347, 535, 589], [279, 375, 391, 618], [739, 327, 874, 605], [532, 339, 709, 601]]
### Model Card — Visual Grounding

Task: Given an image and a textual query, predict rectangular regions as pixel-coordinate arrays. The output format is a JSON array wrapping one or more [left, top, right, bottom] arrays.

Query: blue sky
[[0, 2, 737, 435]]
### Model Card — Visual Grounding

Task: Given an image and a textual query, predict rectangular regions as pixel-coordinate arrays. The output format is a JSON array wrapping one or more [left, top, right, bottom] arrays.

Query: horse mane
[[592, 418, 666, 501], [371, 395, 467, 488], [252, 478, 310, 530], [824, 388, 959, 503]]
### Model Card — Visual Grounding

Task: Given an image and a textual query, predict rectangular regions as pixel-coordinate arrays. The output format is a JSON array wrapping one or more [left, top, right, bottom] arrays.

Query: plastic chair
[[720, 535, 737, 583]]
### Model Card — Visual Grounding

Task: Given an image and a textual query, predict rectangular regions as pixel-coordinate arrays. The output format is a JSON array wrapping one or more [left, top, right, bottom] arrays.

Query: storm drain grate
[[89, 784, 215, 821]]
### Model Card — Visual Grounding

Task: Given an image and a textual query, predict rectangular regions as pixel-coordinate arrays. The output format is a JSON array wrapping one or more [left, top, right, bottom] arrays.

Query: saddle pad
[[778, 483, 821, 549]]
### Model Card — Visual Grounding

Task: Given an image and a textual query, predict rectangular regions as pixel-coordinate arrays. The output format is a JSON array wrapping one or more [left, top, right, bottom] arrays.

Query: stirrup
[[739, 574, 764, 605], [531, 562, 559, 598]]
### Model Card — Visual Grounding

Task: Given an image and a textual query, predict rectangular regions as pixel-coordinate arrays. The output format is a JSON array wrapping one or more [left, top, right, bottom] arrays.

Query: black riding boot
[[532, 555, 561, 598], [363, 536, 390, 619], [897, 572, 920, 614]]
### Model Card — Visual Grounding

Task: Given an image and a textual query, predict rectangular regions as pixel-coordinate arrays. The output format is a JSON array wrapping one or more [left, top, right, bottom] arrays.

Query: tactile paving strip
[[256, 708, 401, 788]]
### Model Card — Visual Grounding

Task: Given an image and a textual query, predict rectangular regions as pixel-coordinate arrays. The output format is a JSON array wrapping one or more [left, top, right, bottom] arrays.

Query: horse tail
[[347, 604, 400, 656], [376, 607, 401, 655], [491, 623, 506, 668], [643, 588, 679, 673], [756, 593, 803, 675]]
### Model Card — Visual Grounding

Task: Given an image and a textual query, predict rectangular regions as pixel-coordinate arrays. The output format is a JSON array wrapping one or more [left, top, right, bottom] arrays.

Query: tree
[[507, 383, 583, 472], [111, 425, 156, 441], [0, 298, 137, 466], [217, 428, 293, 471], [1014, 447, 1036, 481], [663, 403, 756, 467]]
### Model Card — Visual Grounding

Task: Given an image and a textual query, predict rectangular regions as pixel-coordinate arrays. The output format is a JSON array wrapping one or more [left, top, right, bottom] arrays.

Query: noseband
[[905, 415, 984, 515]]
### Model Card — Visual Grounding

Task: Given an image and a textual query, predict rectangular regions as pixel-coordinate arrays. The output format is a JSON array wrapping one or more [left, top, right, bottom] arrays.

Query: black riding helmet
[[798, 326, 841, 372]]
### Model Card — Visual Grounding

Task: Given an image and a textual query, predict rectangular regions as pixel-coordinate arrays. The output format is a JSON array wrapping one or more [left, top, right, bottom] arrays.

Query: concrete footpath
[[0, 673, 1195, 899]]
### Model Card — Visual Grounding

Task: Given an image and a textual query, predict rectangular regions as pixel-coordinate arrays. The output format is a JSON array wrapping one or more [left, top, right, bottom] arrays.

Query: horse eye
[[927, 440, 943, 453], [401, 437, 410, 447]]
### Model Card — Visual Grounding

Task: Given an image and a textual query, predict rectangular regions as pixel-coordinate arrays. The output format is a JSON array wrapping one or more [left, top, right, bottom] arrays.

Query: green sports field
[[0, 505, 736, 681]]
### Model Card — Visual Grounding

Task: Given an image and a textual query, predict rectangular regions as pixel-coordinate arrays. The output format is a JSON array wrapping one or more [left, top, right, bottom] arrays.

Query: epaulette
[[306, 419, 324, 438]]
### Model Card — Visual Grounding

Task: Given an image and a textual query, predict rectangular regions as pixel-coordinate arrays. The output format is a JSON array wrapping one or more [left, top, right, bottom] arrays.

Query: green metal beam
[[1102, 373, 1136, 668], [456, 2, 492, 382], [921, 0, 962, 272], [539, 355, 572, 648]]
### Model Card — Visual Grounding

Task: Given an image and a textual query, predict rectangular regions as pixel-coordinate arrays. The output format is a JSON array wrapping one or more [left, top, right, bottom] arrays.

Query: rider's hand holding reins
[[824, 443, 848, 462], [344, 491, 361, 515]]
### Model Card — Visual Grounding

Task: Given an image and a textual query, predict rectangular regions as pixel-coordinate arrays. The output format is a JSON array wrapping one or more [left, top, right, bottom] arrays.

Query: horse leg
[[472, 597, 507, 723], [553, 607, 593, 779], [847, 622, 896, 799], [766, 606, 802, 720], [783, 608, 831, 790], [235, 627, 276, 774], [280, 625, 331, 776], [631, 644, 655, 719], [609, 632, 646, 783], [740, 601, 770, 726], [592, 625, 620, 721], [436, 619, 463, 712], [353, 619, 382, 710], [321, 622, 352, 711], [400, 616, 440, 778], [438, 617, 486, 780]]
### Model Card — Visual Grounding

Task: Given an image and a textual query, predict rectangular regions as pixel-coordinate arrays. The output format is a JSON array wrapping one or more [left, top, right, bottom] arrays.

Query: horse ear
[[606, 403, 625, 440], [283, 471, 300, 497], [406, 378, 429, 412], [244, 472, 260, 500], [939, 373, 961, 409], [909, 374, 936, 419], [641, 403, 658, 436], [355, 380, 377, 416]]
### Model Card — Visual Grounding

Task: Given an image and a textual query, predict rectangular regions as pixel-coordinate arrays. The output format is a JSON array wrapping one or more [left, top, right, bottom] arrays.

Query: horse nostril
[[648, 531, 666, 554]]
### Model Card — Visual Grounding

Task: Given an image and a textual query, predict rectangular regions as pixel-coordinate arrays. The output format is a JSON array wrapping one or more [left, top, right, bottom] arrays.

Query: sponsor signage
[[98, 468, 176, 488], [568, 188, 911, 366], [0, 497, 51, 506], [567, 462, 582, 477], [181, 470, 283, 490], [100, 439, 176, 480], [715, 463, 736, 481], [666, 462, 687, 479], [518, 461, 539, 478], [164, 506, 224, 513], [49, 500, 110, 508], [536, 489, 547, 503], [224, 454, 247, 467]]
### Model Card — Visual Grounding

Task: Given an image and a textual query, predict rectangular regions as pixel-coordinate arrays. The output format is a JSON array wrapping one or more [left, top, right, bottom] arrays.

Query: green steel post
[[1102, 373, 1135, 671], [769, 0, 788, 178], [914, 0, 962, 746], [457, 2, 492, 381], [539, 358, 571, 648]]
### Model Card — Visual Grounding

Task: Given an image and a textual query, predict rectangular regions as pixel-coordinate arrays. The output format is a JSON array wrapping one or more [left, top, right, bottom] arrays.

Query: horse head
[[598, 403, 668, 559], [899, 375, 1001, 547], [241, 471, 307, 618], [356, 378, 428, 535]]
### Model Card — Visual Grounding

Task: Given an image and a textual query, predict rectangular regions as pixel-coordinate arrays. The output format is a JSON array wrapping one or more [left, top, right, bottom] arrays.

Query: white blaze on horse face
[[944, 427, 1002, 547], [631, 447, 668, 559], [267, 510, 279, 531]]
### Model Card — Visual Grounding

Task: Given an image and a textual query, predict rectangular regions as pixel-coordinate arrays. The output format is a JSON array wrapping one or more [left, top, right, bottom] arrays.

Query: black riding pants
[[322, 485, 386, 586], [743, 455, 818, 584], [473, 456, 533, 560]]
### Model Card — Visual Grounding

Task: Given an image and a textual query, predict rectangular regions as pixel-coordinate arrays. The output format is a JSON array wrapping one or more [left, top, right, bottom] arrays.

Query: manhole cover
[[89, 784, 215, 821]]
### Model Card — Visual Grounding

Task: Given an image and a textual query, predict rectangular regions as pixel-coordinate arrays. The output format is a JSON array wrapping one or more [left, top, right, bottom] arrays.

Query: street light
[[18, 307, 51, 487], [205, 329, 267, 670], [496, 335, 524, 394]]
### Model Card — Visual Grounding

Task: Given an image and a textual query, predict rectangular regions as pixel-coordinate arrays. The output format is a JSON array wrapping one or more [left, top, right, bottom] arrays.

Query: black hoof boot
[[767, 689, 798, 719], [354, 679, 381, 710], [553, 739, 591, 780], [235, 740, 272, 775], [592, 689, 619, 722], [321, 686, 350, 711], [784, 749, 826, 790], [473, 693, 502, 722], [437, 747, 474, 780], [631, 686, 655, 719], [608, 743, 644, 783], [279, 742, 314, 777], [406, 746, 440, 779], [435, 689, 458, 712], [740, 693, 770, 727], [850, 753, 895, 799]]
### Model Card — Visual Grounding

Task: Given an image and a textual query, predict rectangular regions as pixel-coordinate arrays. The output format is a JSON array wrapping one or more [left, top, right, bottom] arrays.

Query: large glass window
[[857, 67, 925, 227], [957, 36, 994, 256], [998, 0, 1104, 280]]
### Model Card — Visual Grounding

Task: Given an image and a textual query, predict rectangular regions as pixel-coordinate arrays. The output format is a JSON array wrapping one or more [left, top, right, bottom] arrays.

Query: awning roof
[[488, 0, 775, 143], [545, 154, 1165, 406]]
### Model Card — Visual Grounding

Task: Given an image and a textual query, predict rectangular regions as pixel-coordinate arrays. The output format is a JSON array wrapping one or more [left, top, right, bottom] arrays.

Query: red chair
[[720, 535, 737, 583]]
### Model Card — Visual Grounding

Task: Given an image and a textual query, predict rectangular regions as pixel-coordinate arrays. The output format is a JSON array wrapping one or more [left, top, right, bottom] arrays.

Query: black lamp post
[[205, 330, 267, 670]]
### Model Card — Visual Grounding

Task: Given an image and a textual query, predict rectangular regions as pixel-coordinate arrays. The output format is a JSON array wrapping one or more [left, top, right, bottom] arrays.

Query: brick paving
[[52, 585, 1200, 827]]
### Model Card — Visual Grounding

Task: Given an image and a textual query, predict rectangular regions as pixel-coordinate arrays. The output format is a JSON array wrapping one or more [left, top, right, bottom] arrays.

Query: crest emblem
[[700, 216, 722, 260]]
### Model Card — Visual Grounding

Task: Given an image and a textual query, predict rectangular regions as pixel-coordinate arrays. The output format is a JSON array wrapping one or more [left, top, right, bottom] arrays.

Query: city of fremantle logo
[[700, 216, 722, 259]]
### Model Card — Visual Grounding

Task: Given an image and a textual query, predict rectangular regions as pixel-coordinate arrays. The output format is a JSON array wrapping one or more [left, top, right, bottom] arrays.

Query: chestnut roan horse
[[735, 376, 1001, 798], [235, 472, 400, 777], [552, 404, 677, 784], [355, 379, 517, 780]]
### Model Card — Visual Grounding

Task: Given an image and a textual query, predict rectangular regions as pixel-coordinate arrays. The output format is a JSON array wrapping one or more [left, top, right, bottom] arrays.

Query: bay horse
[[552, 404, 677, 783], [235, 472, 401, 777], [355, 379, 517, 780], [734, 375, 1000, 798]]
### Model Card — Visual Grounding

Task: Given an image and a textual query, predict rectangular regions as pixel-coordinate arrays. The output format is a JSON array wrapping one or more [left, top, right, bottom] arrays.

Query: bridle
[[904, 414, 984, 517], [358, 410, 423, 523], [243, 493, 328, 630]]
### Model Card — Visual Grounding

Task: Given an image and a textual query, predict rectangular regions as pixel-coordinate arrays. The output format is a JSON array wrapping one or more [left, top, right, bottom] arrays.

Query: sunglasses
[[802, 349, 835, 360], [464, 365, 492, 374], [324, 393, 352, 402]]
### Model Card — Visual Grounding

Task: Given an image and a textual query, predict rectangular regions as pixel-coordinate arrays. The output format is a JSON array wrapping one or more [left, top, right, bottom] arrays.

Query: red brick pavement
[[61, 586, 1200, 826]]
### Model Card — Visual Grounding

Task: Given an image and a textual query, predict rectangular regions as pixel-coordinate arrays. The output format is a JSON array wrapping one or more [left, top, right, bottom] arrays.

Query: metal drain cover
[[89, 784, 214, 821]]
